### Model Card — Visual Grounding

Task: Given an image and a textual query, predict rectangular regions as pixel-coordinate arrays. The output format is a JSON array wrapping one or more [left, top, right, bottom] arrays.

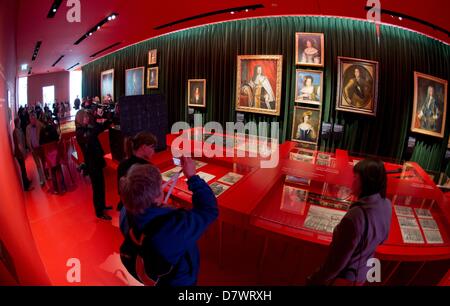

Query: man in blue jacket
[[119, 156, 218, 286]]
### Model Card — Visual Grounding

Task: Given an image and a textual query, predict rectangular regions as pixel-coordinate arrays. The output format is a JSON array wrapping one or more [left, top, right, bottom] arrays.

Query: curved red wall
[[0, 0, 50, 285]]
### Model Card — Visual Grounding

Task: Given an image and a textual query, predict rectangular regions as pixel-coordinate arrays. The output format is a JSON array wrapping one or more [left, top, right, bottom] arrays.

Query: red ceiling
[[16, 0, 450, 77]]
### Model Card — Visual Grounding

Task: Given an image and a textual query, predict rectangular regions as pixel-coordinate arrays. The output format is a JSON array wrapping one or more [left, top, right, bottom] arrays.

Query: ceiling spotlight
[[245, 9, 249, 12], [21, 64, 28, 71], [89, 32, 93, 36], [399, 17, 403, 20], [108, 16, 112, 21], [97, 26, 101, 30], [53, 8, 56, 12], [111, 14, 116, 20], [231, 11, 235, 15]]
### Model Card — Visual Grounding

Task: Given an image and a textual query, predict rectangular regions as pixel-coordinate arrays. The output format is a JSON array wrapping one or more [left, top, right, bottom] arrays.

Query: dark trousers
[[51, 165, 66, 193], [16, 156, 31, 190], [89, 168, 106, 216]]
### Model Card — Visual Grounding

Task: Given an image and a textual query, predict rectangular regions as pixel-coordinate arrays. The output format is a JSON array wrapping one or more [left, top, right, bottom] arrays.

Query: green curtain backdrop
[[82, 16, 450, 172]]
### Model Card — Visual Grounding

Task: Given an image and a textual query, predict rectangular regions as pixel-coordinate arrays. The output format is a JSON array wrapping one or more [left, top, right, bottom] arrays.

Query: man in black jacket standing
[[74, 95, 81, 110], [75, 109, 112, 220]]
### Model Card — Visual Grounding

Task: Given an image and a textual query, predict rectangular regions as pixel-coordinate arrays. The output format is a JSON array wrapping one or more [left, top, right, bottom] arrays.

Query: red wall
[[27, 71, 70, 105], [0, 0, 50, 285]]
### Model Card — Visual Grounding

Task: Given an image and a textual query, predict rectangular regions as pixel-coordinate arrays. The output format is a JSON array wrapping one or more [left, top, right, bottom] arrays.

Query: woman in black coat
[[116, 131, 157, 211]]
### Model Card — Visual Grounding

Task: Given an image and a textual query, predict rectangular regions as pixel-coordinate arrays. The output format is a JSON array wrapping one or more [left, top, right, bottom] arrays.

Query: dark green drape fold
[[82, 16, 450, 172]]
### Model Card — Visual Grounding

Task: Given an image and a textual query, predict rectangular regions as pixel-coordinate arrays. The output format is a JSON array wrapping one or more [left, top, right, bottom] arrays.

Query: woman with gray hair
[[119, 157, 218, 286]]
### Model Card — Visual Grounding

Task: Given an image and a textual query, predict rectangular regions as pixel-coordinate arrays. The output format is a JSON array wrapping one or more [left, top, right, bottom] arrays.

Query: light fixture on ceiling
[[21, 64, 28, 71], [154, 4, 264, 30], [47, 0, 63, 18], [74, 13, 119, 45], [31, 41, 42, 61], [67, 63, 79, 71], [52, 55, 65, 67]]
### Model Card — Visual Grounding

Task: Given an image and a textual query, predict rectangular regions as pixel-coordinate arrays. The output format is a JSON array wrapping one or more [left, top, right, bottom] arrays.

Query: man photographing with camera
[[119, 156, 218, 286]]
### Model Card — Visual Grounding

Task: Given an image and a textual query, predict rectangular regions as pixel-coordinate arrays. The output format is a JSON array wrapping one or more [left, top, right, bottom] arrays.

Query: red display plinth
[[157, 130, 450, 285]]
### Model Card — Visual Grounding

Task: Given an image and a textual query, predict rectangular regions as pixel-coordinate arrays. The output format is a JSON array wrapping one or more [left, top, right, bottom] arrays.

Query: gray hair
[[119, 164, 162, 214]]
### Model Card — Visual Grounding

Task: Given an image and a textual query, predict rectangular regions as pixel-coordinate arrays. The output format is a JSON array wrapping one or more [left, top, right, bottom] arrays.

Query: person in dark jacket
[[116, 131, 157, 211], [75, 109, 112, 220], [74, 96, 81, 110], [18, 107, 30, 142], [308, 158, 392, 286], [119, 157, 218, 286], [13, 118, 32, 191], [40, 118, 66, 194], [40, 118, 59, 144]]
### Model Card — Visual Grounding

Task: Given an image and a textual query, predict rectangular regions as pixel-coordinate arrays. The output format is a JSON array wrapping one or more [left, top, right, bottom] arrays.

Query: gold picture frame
[[295, 69, 323, 105], [291, 106, 322, 145], [295, 32, 324, 67], [148, 49, 157, 65], [100, 69, 114, 102], [336, 56, 379, 116], [147, 67, 159, 89], [236, 55, 283, 116], [411, 72, 447, 138], [125, 67, 144, 96], [187, 79, 206, 108]]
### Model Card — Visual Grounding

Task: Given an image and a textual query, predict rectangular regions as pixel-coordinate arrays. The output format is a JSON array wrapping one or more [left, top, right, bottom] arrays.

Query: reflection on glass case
[[280, 185, 308, 215], [386, 161, 449, 245], [252, 148, 450, 248]]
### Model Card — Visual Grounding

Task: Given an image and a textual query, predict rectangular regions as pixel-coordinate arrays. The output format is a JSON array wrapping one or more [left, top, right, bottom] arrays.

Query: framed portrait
[[147, 67, 159, 89], [187, 79, 206, 108], [336, 57, 379, 116], [411, 72, 447, 138], [236, 55, 283, 116], [295, 69, 323, 105], [438, 172, 450, 187], [125, 67, 144, 96], [148, 49, 157, 65], [280, 185, 308, 215], [100, 69, 114, 102], [295, 33, 324, 67], [291, 106, 321, 145]]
